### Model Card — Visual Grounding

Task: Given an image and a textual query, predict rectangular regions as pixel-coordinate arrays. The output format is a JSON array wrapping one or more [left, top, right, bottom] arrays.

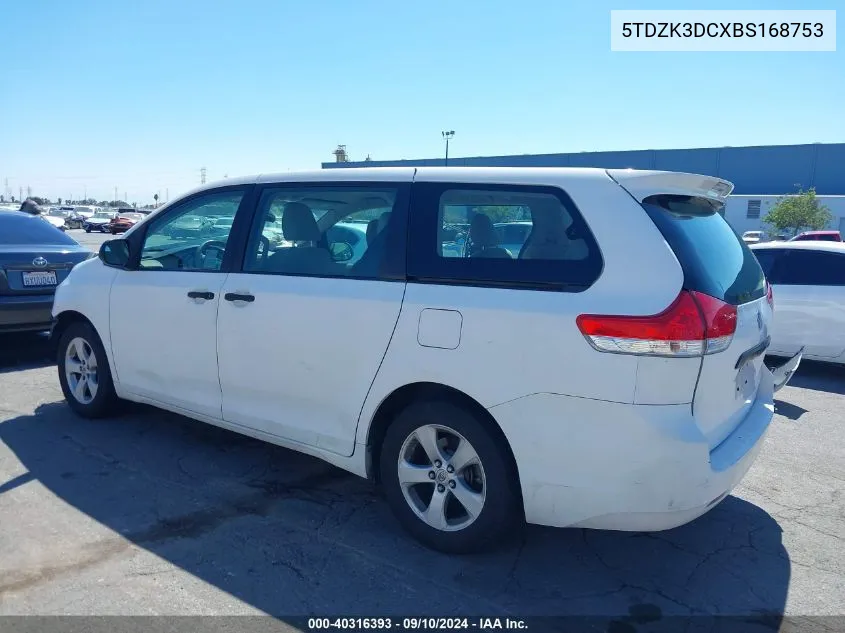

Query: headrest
[[469, 213, 497, 248], [366, 218, 380, 245], [282, 202, 320, 242]]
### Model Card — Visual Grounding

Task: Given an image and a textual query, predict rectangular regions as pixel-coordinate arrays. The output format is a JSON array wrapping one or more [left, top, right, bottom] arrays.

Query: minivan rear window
[[642, 194, 765, 305]]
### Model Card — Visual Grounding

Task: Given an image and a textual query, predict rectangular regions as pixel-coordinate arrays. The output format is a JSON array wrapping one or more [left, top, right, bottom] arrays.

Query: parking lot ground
[[69, 228, 114, 253], [0, 334, 843, 623]]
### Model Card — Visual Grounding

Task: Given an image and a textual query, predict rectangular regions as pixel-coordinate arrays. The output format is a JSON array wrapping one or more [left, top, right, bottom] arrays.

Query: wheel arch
[[51, 310, 96, 345], [365, 381, 524, 514]]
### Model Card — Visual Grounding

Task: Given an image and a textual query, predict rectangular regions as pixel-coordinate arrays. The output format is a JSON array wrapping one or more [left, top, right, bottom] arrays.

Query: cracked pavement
[[0, 331, 843, 622]]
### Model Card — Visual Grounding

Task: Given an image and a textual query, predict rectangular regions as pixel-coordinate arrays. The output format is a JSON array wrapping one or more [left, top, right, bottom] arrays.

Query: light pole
[[442, 130, 455, 166]]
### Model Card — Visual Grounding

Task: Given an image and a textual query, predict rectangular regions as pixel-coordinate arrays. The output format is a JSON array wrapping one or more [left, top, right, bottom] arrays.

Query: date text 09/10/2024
[[306, 618, 528, 630]]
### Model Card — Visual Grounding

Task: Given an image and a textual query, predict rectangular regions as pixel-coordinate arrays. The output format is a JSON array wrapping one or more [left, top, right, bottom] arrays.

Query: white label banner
[[611, 10, 836, 52]]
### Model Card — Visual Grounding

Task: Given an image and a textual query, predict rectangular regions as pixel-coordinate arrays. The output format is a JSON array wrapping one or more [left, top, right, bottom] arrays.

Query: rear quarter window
[[642, 194, 765, 305], [408, 182, 603, 291]]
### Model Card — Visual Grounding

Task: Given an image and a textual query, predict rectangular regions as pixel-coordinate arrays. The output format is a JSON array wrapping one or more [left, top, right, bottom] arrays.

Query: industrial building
[[323, 143, 845, 235]]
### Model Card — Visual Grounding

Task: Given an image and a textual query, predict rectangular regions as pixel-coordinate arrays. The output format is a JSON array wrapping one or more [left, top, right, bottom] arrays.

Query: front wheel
[[57, 321, 120, 418], [380, 400, 521, 553], [85, 226, 91, 233]]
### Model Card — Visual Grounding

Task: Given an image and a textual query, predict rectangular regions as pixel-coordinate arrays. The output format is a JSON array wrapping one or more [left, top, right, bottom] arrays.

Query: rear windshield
[[642, 195, 765, 305], [0, 213, 79, 246]]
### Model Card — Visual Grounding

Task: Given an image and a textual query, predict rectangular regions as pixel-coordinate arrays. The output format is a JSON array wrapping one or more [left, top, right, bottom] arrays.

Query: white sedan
[[751, 241, 845, 363]]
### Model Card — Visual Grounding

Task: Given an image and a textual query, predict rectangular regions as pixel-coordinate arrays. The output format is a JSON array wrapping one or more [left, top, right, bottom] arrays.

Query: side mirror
[[99, 239, 131, 269], [330, 242, 354, 263]]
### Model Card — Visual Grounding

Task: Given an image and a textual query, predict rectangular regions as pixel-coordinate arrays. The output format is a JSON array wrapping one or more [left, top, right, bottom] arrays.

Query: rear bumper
[[0, 294, 55, 333], [489, 366, 786, 531]]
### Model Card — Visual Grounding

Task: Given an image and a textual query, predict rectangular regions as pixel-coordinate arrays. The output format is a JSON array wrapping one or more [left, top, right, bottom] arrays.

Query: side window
[[139, 189, 245, 271], [410, 183, 603, 290], [752, 249, 781, 279], [243, 184, 405, 279], [775, 251, 845, 286]]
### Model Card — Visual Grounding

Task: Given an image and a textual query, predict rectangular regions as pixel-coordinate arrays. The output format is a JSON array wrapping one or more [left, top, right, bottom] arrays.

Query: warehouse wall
[[322, 143, 845, 196], [725, 195, 845, 236]]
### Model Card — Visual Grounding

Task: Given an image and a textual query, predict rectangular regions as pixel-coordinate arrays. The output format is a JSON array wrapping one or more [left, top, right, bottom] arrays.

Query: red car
[[108, 212, 146, 234], [789, 230, 842, 242]]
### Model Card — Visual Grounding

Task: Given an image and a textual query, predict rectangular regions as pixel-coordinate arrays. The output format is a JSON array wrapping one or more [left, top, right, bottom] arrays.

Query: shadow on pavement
[[0, 332, 54, 375], [0, 401, 791, 623]]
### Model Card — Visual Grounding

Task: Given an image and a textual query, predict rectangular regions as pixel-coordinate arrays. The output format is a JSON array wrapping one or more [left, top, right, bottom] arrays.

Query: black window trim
[[406, 181, 604, 292], [762, 247, 845, 286], [233, 180, 411, 282], [122, 184, 257, 273]]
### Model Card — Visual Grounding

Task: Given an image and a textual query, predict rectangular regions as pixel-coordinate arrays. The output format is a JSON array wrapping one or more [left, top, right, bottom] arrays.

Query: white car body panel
[[109, 270, 228, 419], [768, 284, 845, 359], [752, 241, 845, 363], [51, 257, 120, 371], [51, 166, 798, 536], [217, 274, 405, 456]]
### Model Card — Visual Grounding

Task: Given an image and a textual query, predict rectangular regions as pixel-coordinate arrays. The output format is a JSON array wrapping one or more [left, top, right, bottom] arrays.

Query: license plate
[[22, 271, 57, 287]]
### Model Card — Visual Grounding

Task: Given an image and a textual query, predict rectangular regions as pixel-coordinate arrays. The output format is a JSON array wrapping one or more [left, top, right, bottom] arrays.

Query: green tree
[[763, 188, 833, 237]]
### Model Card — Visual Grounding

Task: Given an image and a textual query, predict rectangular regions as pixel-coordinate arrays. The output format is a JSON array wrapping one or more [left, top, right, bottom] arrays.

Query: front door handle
[[224, 292, 255, 303], [187, 290, 215, 300]]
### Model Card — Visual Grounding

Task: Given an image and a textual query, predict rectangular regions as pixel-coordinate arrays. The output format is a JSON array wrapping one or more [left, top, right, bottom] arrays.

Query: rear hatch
[[0, 214, 92, 296], [609, 170, 771, 449], [0, 245, 91, 296]]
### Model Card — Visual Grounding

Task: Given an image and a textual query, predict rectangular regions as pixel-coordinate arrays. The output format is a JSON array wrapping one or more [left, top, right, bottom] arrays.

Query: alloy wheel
[[397, 424, 486, 532], [64, 337, 99, 405]]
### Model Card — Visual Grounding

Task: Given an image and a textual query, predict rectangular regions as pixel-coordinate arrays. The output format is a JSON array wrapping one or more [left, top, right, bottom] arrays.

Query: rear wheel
[[85, 226, 91, 233], [380, 400, 521, 553], [57, 321, 120, 418]]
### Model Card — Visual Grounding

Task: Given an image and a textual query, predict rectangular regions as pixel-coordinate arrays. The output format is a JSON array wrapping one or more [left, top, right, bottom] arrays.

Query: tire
[[85, 226, 91, 233], [57, 321, 120, 418], [380, 399, 521, 554]]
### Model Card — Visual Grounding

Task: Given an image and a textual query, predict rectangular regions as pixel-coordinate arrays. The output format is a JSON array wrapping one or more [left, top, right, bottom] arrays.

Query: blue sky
[[1, 0, 842, 204]]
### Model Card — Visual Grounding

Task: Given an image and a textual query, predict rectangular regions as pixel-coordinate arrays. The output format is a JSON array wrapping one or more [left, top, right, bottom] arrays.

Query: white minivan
[[50, 167, 801, 553]]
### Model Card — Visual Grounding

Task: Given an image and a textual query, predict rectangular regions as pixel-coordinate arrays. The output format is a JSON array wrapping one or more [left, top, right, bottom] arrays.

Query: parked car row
[[742, 229, 842, 244]]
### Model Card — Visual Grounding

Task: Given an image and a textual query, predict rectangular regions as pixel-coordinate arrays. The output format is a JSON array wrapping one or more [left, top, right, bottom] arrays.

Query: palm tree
[[153, 193, 159, 208]]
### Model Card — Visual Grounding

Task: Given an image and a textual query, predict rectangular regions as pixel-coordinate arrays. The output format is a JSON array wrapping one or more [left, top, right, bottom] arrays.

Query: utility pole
[[441, 130, 455, 166], [19, 186, 23, 201], [114, 186, 118, 204], [200, 167, 207, 185], [26, 185, 32, 198], [84, 185, 87, 200], [166, 188, 169, 202]]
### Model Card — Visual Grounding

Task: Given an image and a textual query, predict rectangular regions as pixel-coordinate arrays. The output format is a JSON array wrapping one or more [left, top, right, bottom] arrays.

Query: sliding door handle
[[224, 292, 255, 303]]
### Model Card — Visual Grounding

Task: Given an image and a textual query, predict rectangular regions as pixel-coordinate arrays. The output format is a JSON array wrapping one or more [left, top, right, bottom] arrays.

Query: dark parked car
[[0, 209, 93, 333]]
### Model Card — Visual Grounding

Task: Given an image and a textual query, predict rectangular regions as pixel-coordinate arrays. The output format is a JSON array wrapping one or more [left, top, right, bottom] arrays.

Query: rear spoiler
[[607, 169, 734, 204]]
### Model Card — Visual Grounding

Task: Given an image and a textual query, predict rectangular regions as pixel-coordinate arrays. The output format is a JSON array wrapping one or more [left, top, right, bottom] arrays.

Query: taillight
[[766, 280, 774, 310], [576, 290, 737, 357]]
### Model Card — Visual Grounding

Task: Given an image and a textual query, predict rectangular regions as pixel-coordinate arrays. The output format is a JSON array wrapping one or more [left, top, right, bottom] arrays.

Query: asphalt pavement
[[0, 233, 843, 625]]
